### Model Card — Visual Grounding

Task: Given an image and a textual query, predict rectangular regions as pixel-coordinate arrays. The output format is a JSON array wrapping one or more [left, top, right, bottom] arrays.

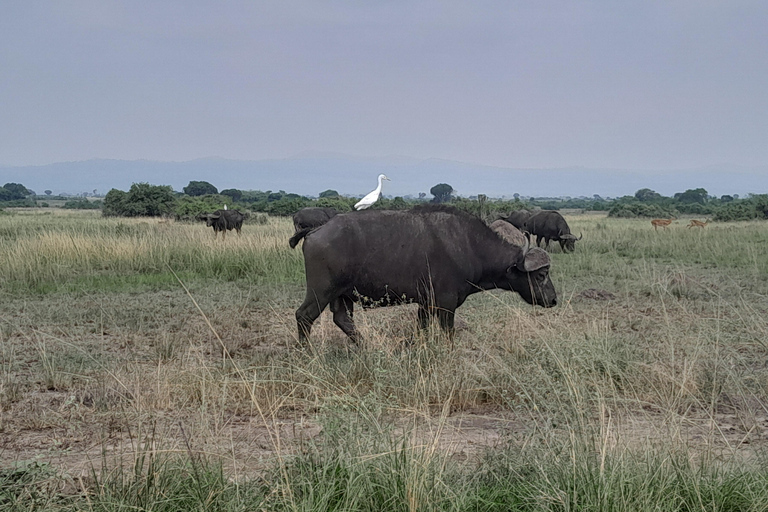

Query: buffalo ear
[[515, 247, 551, 272]]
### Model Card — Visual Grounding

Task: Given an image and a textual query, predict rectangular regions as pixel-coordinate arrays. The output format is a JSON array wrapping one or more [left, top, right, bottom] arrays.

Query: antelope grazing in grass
[[687, 219, 710, 228], [651, 218, 674, 231]]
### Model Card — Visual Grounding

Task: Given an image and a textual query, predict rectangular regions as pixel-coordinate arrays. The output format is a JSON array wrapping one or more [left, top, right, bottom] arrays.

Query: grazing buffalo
[[198, 209, 245, 240], [504, 209, 533, 229], [293, 205, 557, 343], [289, 207, 339, 248], [524, 210, 582, 252]]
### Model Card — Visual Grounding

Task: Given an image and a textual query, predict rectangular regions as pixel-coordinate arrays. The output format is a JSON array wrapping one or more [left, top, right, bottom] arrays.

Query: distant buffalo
[[197, 209, 245, 240], [289, 207, 339, 248], [503, 209, 532, 229], [292, 205, 557, 344], [524, 210, 582, 252], [489, 219, 527, 247]]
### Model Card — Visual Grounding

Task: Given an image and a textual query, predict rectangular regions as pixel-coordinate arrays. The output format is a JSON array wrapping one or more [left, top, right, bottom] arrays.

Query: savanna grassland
[[3, 208, 768, 511]]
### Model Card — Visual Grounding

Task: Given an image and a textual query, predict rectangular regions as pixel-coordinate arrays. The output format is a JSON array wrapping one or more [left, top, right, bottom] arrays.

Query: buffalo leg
[[437, 308, 455, 334], [330, 296, 359, 343], [295, 293, 330, 342]]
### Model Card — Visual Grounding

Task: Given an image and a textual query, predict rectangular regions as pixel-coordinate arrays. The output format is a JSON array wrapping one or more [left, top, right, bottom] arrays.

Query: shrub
[[714, 196, 768, 222], [102, 183, 176, 217], [174, 195, 234, 220], [608, 202, 676, 218]]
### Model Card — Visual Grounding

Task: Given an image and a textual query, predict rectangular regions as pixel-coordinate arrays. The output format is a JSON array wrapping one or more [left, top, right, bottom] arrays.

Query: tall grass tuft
[[0, 210, 303, 294]]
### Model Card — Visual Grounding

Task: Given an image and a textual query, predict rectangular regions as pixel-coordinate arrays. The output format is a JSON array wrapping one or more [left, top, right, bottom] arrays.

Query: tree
[[2, 182, 31, 200], [389, 196, 408, 210], [45, 190, 52, 196], [720, 194, 734, 203], [220, 188, 243, 202], [319, 189, 339, 198], [674, 188, 708, 204], [183, 180, 218, 196], [430, 183, 454, 203], [102, 189, 128, 217], [634, 188, 662, 202], [102, 183, 176, 217]]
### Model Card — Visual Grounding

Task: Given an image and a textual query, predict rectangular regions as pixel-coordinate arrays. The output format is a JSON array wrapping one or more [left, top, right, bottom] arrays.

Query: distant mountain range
[[2, 154, 766, 199]]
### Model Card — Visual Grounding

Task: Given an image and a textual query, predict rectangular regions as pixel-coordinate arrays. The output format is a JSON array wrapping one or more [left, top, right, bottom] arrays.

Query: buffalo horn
[[521, 233, 530, 256]]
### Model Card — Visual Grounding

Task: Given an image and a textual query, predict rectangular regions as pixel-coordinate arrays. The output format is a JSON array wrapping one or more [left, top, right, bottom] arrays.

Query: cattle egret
[[354, 174, 390, 210], [224, 204, 228, 210]]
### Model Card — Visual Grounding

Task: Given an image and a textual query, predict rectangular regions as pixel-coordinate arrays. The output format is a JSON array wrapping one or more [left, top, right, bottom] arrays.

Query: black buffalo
[[293, 205, 557, 343], [504, 209, 532, 229], [524, 210, 582, 252], [289, 207, 339, 248], [198, 209, 245, 240]]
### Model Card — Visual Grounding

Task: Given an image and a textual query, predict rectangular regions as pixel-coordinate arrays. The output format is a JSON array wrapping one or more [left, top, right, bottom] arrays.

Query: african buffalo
[[289, 207, 339, 248], [198, 209, 245, 240], [293, 205, 557, 343], [524, 210, 582, 252], [504, 209, 532, 229]]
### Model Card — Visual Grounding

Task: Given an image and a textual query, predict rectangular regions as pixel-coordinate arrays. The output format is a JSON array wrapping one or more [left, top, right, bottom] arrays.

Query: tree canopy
[[103, 183, 176, 217], [1, 183, 31, 200], [430, 183, 454, 203], [634, 188, 662, 202], [674, 188, 708, 204], [183, 180, 218, 196], [220, 188, 243, 202]]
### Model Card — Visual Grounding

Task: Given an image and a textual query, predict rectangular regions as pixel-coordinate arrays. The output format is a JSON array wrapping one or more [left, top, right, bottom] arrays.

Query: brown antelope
[[687, 219, 710, 228], [651, 218, 673, 231]]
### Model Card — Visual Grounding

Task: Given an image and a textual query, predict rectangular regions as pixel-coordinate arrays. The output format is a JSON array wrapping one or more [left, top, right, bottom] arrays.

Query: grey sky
[[2, 1, 767, 170]]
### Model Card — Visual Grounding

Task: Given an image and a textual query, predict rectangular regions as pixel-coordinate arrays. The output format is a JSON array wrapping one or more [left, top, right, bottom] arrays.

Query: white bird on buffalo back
[[354, 174, 390, 210]]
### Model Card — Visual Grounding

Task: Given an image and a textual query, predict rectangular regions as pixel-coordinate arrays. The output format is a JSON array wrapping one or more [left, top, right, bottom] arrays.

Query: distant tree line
[[5, 178, 768, 223], [608, 188, 768, 221]]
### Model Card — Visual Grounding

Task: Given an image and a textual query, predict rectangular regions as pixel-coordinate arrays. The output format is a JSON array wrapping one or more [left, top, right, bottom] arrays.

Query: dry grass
[[2, 209, 768, 509]]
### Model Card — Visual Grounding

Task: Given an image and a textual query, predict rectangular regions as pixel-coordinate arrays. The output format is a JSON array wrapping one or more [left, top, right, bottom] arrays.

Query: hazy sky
[[2, 1, 767, 170]]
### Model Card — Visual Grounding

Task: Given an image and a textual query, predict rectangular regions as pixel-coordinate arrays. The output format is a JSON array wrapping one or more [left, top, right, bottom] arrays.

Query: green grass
[[0, 209, 303, 295]]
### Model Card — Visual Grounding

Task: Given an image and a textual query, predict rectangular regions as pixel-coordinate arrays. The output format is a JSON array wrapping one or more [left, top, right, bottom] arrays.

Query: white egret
[[354, 174, 390, 210], [224, 204, 228, 210]]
